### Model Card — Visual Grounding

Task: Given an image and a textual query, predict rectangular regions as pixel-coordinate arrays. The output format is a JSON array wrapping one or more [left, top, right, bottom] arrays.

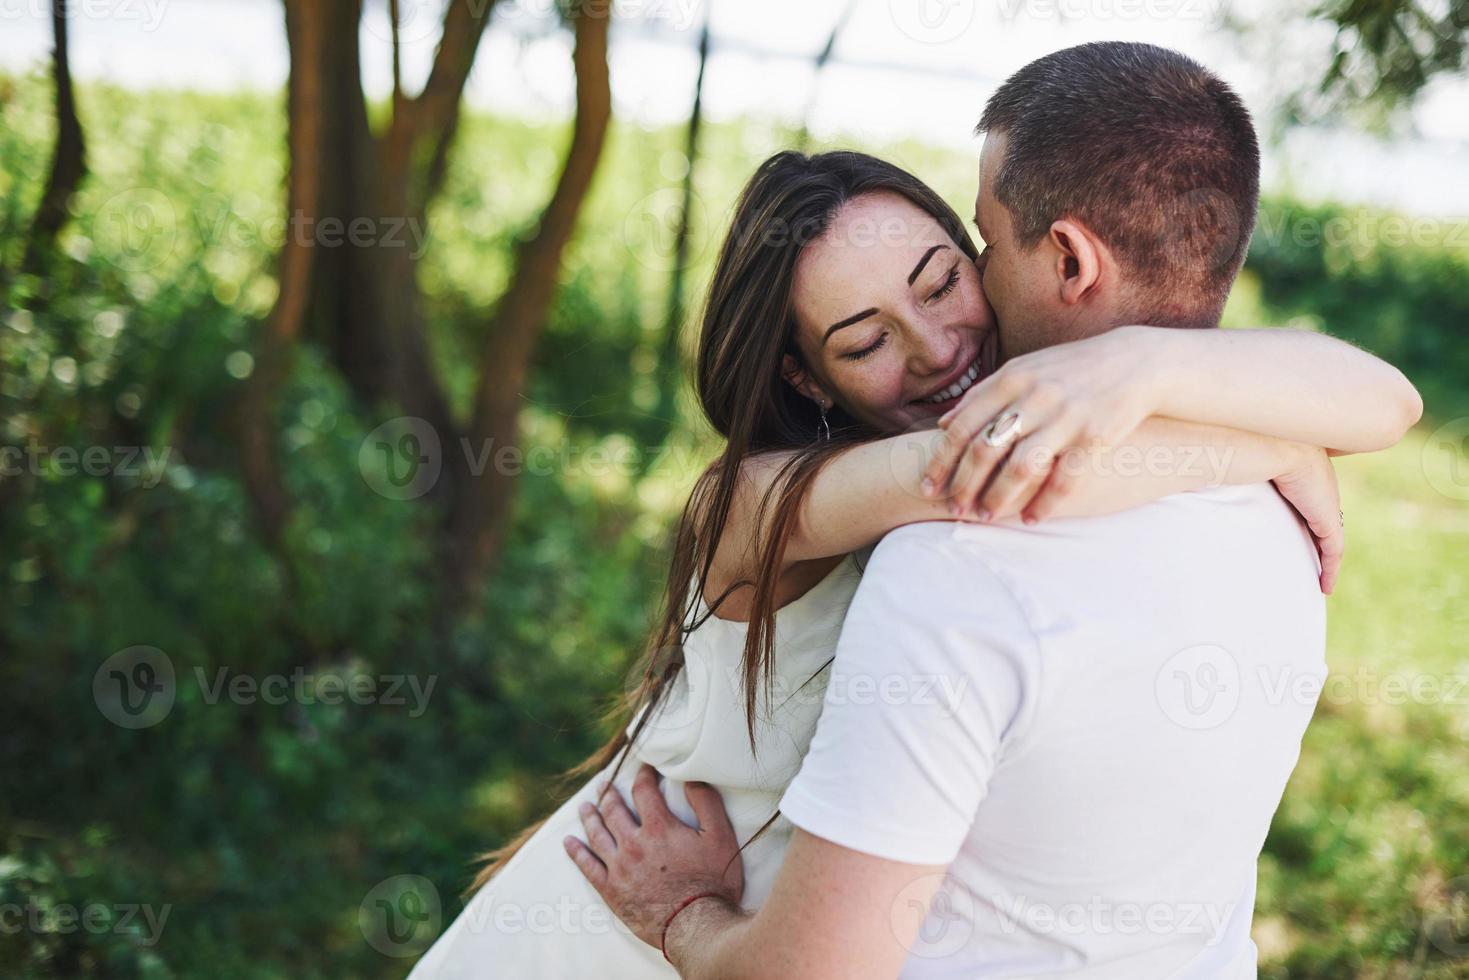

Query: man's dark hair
[[978, 42, 1260, 317]]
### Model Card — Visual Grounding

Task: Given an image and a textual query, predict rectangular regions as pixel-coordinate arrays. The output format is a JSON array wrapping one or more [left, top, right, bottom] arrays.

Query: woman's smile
[[907, 329, 999, 415]]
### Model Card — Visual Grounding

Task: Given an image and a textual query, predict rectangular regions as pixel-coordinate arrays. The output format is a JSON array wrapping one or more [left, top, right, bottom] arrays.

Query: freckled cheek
[[840, 361, 909, 418]]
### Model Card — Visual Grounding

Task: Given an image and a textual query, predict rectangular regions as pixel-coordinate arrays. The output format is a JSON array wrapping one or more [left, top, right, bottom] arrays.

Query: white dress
[[409, 554, 865, 978]]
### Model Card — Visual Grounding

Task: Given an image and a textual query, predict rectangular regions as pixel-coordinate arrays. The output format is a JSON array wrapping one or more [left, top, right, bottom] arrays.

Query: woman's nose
[[906, 330, 961, 376]]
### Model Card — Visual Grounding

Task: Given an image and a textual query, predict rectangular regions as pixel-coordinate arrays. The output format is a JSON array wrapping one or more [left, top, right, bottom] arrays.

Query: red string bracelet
[[660, 892, 724, 964]]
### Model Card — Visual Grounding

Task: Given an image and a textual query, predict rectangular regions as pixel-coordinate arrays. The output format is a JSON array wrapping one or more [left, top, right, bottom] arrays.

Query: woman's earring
[[818, 401, 831, 442]]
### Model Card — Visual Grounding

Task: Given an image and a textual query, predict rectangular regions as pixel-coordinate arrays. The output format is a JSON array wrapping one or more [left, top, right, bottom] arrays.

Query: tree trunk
[[239, 0, 335, 548], [646, 10, 710, 464], [448, 1, 613, 607], [22, 0, 86, 275], [242, 0, 494, 541], [242, 0, 609, 614]]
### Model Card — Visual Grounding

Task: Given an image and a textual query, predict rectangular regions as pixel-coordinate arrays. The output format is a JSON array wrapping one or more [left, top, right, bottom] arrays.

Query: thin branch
[[389, 0, 404, 107]]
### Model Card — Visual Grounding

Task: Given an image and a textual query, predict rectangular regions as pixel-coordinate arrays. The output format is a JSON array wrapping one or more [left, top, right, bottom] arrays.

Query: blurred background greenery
[[1, 0, 1468, 977]]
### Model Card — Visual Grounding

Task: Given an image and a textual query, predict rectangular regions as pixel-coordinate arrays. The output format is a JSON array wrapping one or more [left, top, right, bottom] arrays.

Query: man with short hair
[[569, 42, 1326, 978]]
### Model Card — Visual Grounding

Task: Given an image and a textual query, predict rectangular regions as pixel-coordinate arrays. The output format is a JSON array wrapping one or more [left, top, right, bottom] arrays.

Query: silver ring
[[980, 409, 1023, 449]]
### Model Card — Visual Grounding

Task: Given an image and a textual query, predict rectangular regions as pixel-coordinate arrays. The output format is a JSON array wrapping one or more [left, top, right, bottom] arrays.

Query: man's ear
[[781, 354, 831, 408], [1047, 219, 1103, 306]]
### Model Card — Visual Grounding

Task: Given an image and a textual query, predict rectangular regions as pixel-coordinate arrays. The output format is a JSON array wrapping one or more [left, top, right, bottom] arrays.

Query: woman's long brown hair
[[470, 150, 979, 891]]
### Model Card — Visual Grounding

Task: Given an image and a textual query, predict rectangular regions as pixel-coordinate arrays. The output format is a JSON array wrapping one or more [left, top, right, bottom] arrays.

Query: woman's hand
[[922, 326, 1160, 521], [1271, 446, 1345, 594], [564, 764, 744, 950]]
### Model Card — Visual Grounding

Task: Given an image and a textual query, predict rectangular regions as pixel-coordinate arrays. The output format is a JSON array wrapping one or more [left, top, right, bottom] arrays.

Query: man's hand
[[563, 763, 745, 950]]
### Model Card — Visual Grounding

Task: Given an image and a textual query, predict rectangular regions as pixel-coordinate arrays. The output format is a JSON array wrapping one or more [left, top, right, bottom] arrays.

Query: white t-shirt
[[780, 484, 1326, 978]]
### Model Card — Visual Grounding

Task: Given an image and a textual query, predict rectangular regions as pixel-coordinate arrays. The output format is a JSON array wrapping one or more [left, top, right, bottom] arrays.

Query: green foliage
[[1, 71, 1467, 978], [1316, 0, 1469, 108]]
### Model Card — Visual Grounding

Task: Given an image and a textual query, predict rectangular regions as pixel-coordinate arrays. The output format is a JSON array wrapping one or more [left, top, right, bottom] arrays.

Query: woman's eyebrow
[[823, 308, 879, 344], [908, 244, 948, 285]]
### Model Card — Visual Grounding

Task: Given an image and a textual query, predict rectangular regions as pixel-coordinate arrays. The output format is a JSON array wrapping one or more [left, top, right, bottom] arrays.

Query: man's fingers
[[563, 835, 609, 890], [684, 780, 736, 841], [578, 801, 618, 857], [630, 764, 675, 830]]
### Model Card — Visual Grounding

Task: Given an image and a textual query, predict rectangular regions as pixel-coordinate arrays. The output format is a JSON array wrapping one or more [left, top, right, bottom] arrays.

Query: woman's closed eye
[[842, 332, 888, 362], [929, 265, 960, 302]]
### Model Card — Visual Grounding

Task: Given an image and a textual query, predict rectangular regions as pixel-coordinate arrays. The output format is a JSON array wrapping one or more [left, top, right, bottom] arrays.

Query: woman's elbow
[[1389, 368, 1424, 443], [1360, 367, 1423, 452]]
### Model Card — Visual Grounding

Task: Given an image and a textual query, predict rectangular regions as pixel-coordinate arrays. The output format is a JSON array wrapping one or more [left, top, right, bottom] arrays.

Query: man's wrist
[[663, 894, 743, 974]]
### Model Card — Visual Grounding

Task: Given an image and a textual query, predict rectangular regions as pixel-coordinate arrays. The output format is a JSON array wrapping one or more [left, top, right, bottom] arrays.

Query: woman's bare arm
[[712, 420, 1320, 589], [929, 325, 1420, 522], [1144, 327, 1422, 454]]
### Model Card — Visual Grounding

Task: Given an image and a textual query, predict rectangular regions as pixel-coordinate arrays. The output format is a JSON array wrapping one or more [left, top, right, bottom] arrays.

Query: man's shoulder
[[862, 521, 1033, 623], [868, 484, 1312, 600]]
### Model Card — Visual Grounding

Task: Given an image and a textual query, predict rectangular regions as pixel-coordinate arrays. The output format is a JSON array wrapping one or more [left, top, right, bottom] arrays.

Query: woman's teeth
[[918, 355, 982, 405]]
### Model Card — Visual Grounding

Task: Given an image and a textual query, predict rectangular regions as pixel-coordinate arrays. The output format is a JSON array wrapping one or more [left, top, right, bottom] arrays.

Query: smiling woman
[[785, 190, 998, 429]]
